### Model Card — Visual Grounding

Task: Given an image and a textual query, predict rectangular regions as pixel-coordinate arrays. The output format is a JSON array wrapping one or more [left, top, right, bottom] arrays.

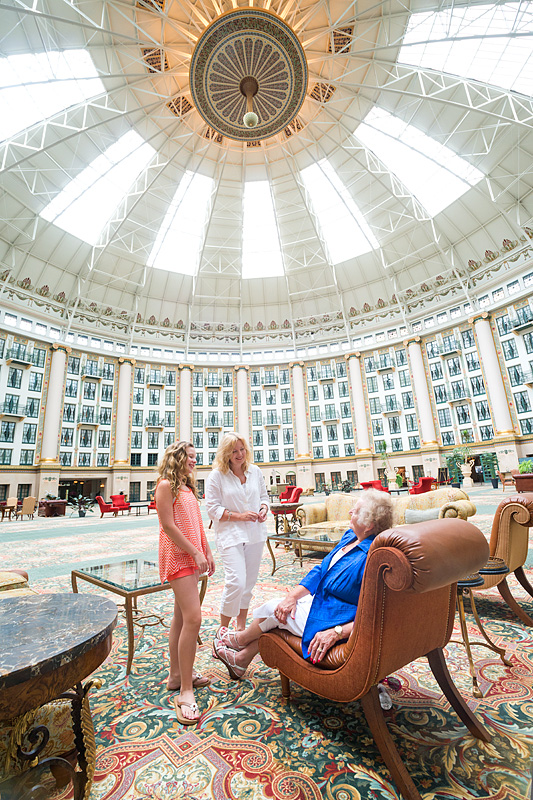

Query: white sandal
[[212, 639, 246, 681]]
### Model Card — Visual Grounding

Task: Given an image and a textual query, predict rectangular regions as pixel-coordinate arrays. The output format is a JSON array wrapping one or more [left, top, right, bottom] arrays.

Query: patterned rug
[[37, 544, 533, 800]]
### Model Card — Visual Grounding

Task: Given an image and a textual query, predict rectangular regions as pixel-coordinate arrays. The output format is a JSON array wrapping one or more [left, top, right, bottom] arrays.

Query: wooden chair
[[16, 496, 37, 520], [259, 519, 490, 800], [470, 492, 533, 626], [498, 471, 516, 492]]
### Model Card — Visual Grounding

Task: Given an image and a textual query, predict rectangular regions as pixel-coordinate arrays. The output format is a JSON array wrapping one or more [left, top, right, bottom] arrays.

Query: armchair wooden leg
[[280, 673, 291, 699], [360, 686, 422, 800], [514, 566, 533, 599], [426, 648, 490, 742], [497, 577, 533, 626]]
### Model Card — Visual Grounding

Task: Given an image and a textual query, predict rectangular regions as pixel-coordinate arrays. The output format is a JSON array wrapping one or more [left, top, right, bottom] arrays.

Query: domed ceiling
[[0, 0, 532, 351]]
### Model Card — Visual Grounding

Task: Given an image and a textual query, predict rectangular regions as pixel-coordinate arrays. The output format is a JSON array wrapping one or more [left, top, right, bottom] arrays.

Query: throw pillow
[[404, 507, 440, 524]]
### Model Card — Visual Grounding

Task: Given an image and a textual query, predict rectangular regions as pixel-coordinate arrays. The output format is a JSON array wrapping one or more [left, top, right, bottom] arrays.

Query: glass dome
[[0, 0, 532, 353]]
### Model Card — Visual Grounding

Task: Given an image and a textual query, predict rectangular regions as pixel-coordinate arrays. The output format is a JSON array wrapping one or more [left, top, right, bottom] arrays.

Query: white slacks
[[219, 539, 265, 617], [253, 594, 313, 636]]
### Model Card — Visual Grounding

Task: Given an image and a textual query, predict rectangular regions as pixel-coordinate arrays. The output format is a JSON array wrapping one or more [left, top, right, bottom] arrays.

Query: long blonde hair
[[157, 440, 198, 499], [212, 432, 252, 474]]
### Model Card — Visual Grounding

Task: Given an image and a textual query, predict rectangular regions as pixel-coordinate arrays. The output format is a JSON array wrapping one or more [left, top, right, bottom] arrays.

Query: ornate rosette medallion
[[190, 8, 308, 142]]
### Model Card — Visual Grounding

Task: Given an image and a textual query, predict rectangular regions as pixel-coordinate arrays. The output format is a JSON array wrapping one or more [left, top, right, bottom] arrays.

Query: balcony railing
[[5, 347, 32, 367], [440, 339, 462, 354], [145, 416, 164, 428], [382, 402, 401, 414], [205, 415, 222, 429], [510, 308, 533, 331], [82, 367, 103, 380], [448, 388, 471, 403], [1, 400, 25, 418], [321, 410, 340, 421], [264, 415, 281, 426], [262, 373, 278, 386], [79, 413, 98, 425], [319, 369, 335, 381], [147, 373, 165, 386], [376, 357, 394, 372]]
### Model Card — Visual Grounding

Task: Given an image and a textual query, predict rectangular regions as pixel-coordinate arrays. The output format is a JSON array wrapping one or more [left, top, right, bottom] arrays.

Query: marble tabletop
[[0, 593, 117, 691]]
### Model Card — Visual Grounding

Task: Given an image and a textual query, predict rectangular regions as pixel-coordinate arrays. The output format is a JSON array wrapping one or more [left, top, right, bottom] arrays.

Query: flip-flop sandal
[[167, 674, 211, 691], [174, 698, 200, 726]]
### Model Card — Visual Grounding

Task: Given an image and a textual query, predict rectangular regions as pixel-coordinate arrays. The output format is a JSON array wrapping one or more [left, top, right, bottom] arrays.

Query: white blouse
[[205, 464, 270, 550]]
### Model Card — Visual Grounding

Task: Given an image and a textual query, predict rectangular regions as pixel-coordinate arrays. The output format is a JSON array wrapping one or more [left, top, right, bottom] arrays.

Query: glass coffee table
[[71, 559, 207, 674], [266, 533, 337, 575]]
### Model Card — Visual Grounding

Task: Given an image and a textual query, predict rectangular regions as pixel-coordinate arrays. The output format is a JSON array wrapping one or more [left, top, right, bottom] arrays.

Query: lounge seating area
[[1, 486, 533, 800], [295, 487, 476, 543]]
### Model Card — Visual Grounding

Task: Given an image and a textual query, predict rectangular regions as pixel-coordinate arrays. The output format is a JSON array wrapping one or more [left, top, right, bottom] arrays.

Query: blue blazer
[[299, 529, 376, 659]]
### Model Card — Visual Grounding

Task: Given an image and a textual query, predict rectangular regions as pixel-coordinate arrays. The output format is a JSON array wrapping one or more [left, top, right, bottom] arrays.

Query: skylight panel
[[0, 50, 105, 142], [242, 181, 284, 279], [300, 159, 378, 264], [398, 2, 533, 95], [41, 130, 155, 245], [147, 170, 214, 276], [355, 107, 483, 216]]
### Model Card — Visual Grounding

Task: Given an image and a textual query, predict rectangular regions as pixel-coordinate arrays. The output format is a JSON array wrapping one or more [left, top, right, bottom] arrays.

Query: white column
[[179, 365, 192, 441], [471, 313, 514, 435], [347, 354, 371, 452], [236, 366, 250, 442], [114, 358, 134, 465], [291, 362, 309, 458], [40, 344, 69, 464], [406, 337, 438, 446]]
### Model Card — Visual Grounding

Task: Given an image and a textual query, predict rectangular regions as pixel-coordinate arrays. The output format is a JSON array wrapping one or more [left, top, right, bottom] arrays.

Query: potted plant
[[68, 495, 95, 518], [514, 459, 533, 492], [449, 446, 474, 488], [395, 473, 403, 489], [341, 480, 353, 493]]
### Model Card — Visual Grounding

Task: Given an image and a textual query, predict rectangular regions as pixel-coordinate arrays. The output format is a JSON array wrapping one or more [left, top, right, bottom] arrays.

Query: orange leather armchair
[[471, 492, 533, 625], [259, 519, 490, 800]]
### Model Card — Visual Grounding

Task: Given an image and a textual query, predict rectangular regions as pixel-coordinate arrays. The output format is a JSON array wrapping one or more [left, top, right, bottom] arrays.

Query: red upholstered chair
[[148, 499, 157, 513], [360, 480, 390, 493], [110, 494, 131, 513], [278, 487, 292, 502], [96, 496, 118, 518], [409, 476, 435, 495], [259, 519, 490, 800], [286, 487, 303, 503]]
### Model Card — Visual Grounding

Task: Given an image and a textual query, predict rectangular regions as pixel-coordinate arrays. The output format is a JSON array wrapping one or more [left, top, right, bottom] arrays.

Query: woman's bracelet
[[227, 510, 232, 521]]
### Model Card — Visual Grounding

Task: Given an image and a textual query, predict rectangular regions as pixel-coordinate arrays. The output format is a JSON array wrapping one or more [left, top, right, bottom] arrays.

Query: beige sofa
[[295, 488, 476, 543]]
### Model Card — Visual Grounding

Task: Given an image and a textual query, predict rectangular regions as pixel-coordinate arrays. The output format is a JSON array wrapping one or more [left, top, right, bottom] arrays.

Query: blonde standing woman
[[205, 432, 269, 634], [155, 441, 215, 725]]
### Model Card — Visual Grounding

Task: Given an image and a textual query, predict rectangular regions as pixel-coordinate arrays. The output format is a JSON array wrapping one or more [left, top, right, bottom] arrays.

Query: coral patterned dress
[[158, 487, 208, 583]]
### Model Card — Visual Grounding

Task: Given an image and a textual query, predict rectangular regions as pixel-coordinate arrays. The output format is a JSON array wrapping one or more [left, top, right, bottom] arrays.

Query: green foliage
[[396, 473, 403, 488], [67, 495, 95, 512], [519, 459, 533, 474]]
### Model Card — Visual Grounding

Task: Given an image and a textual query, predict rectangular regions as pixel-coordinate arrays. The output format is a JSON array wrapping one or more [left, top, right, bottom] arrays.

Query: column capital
[[178, 363, 194, 371], [468, 311, 489, 325], [345, 352, 362, 360], [403, 336, 421, 347], [51, 343, 71, 355], [118, 356, 136, 366], [235, 365, 249, 372], [289, 361, 305, 368]]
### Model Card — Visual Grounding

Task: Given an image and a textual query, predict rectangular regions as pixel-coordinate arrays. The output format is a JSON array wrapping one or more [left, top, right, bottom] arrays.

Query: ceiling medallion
[[190, 8, 308, 142]]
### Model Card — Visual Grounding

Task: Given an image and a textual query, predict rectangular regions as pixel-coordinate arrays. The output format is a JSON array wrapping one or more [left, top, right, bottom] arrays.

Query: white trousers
[[219, 540, 265, 618], [253, 594, 313, 637]]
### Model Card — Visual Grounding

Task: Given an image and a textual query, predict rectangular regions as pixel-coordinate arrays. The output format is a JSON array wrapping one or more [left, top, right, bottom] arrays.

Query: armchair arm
[[438, 500, 476, 520], [296, 502, 327, 526]]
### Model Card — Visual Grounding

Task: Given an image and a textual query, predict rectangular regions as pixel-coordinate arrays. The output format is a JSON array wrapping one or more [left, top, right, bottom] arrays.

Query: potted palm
[[68, 495, 95, 517], [514, 460, 533, 492]]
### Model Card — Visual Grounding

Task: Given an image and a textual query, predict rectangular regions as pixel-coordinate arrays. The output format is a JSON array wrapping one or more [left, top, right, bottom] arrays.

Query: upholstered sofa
[[295, 488, 476, 543]]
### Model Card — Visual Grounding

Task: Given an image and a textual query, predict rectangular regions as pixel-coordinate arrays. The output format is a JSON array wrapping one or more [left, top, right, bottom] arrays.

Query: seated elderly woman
[[213, 488, 393, 680]]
